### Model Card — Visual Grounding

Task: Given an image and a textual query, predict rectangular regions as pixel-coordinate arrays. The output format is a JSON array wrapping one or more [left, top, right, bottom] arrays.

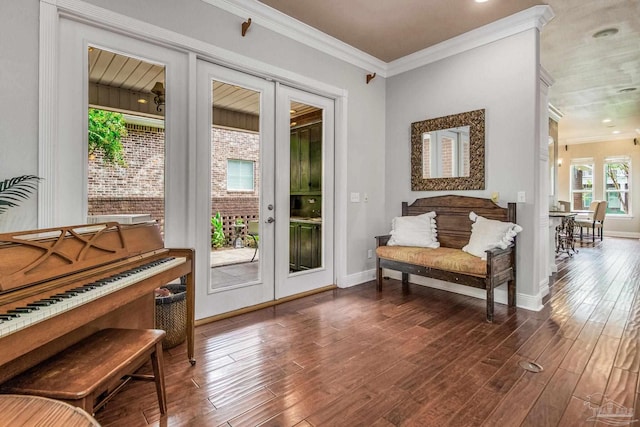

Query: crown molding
[[539, 65, 555, 88], [205, 1, 554, 79], [201, 0, 388, 76], [561, 132, 638, 145], [387, 5, 554, 77], [548, 103, 564, 122]]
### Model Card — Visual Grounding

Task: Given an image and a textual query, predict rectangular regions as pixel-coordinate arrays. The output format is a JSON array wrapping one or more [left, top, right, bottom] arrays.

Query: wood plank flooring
[[95, 237, 640, 426]]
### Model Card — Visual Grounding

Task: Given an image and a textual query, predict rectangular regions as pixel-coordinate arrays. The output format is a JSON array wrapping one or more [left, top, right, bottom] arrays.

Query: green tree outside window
[[88, 108, 128, 166]]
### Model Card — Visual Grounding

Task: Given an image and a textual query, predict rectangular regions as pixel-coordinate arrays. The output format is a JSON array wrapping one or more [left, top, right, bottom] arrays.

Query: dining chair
[[558, 200, 570, 212], [575, 200, 606, 242]]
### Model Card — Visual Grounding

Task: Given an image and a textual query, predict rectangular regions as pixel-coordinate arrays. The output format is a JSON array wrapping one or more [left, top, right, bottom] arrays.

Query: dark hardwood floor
[[95, 237, 640, 426]]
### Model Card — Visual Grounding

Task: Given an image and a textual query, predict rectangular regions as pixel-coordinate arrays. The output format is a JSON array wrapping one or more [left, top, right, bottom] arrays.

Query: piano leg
[[184, 272, 196, 366]]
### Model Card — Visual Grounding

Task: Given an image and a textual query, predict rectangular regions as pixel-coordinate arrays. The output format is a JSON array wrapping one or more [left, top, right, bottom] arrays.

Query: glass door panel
[[276, 85, 334, 298], [196, 61, 275, 319]]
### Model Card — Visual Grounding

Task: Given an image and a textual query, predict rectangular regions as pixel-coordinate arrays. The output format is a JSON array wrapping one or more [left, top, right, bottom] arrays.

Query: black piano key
[[53, 293, 74, 299], [43, 297, 63, 302], [16, 305, 39, 311], [27, 301, 51, 307], [0, 314, 19, 320], [8, 308, 33, 314]]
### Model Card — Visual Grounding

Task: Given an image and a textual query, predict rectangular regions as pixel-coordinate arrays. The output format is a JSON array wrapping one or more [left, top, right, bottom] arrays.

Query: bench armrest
[[484, 245, 513, 258], [375, 234, 391, 247]]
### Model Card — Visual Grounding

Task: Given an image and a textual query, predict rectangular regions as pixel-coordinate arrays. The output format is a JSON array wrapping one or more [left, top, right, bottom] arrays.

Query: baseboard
[[383, 270, 544, 312], [339, 269, 376, 288], [605, 231, 640, 239]]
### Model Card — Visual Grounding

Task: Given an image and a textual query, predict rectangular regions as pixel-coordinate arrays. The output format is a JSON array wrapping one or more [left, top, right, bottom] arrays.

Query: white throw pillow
[[387, 212, 440, 248], [462, 211, 523, 259]]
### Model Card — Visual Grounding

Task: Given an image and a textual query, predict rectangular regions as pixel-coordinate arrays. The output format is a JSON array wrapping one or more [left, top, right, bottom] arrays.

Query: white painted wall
[[0, 1, 40, 232], [557, 138, 640, 237], [384, 30, 542, 306]]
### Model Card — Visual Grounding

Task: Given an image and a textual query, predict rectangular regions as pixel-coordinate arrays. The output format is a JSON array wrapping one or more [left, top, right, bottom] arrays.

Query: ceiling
[[89, 0, 639, 144], [257, 0, 639, 145]]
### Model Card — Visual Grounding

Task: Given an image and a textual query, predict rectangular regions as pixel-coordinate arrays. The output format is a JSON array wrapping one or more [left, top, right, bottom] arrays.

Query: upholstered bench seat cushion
[[376, 246, 486, 277]]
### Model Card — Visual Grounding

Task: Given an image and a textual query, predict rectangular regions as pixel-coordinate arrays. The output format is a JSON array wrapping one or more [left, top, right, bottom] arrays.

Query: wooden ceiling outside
[[89, 47, 320, 122]]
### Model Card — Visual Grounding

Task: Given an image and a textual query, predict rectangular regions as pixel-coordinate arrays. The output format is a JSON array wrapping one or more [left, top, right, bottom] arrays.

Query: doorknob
[[265, 217, 275, 223]]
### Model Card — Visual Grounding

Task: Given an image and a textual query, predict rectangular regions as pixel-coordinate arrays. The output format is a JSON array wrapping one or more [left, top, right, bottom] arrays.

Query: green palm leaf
[[0, 175, 42, 214]]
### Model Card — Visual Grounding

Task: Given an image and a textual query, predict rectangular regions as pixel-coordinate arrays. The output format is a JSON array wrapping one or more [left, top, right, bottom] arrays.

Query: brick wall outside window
[[88, 124, 260, 241]]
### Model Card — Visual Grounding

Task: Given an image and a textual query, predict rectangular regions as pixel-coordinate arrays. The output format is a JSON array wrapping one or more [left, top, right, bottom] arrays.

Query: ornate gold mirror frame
[[411, 109, 485, 191]]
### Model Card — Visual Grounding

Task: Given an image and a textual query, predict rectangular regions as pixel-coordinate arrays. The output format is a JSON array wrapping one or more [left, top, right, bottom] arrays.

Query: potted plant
[[210, 212, 226, 248], [0, 175, 41, 215]]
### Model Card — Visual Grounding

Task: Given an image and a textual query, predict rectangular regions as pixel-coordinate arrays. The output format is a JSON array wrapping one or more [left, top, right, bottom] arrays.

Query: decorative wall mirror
[[411, 109, 485, 191]]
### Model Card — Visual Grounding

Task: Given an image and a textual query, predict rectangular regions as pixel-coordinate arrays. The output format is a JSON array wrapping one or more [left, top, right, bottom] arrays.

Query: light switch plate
[[350, 192, 360, 203], [517, 191, 526, 203]]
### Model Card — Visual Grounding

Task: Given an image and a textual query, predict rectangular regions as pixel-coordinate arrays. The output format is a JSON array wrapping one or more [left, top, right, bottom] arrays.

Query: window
[[604, 157, 630, 215], [227, 159, 254, 191], [570, 159, 594, 210]]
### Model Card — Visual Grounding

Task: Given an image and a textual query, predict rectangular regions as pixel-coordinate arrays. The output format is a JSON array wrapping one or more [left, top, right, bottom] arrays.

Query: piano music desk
[[0, 328, 167, 416]]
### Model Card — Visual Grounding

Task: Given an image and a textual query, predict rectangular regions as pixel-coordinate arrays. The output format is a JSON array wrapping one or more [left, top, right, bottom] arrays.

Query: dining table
[[548, 211, 578, 272]]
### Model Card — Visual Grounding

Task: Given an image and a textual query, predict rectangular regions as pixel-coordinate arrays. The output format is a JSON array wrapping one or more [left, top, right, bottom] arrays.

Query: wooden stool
[[0, 328, 167, 416], [0, 394, 100, 427]]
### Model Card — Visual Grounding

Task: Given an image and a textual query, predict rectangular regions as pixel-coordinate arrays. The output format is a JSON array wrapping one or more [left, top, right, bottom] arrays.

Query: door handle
[[265, 217, 275, 223]]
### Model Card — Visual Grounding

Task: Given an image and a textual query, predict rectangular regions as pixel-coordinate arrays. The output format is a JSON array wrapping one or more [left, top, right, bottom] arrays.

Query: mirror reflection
[[411, 109, 485, 191], [422, 126, 470, 178]]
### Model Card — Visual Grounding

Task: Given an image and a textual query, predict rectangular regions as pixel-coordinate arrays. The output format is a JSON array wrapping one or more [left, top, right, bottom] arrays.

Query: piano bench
[[0, 328, 167, 416]]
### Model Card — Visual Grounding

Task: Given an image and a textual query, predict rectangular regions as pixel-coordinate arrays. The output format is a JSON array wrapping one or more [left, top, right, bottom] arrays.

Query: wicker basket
[[155, 283, 187, 349]]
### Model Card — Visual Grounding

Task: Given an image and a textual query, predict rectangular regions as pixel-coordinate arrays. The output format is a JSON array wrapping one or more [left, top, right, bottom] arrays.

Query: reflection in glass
[[422, 126, 470, 178], [289, 102, 323, 273]]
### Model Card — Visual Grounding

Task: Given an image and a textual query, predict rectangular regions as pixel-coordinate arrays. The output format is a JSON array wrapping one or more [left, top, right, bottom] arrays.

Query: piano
[[0, 221, 195, 385]]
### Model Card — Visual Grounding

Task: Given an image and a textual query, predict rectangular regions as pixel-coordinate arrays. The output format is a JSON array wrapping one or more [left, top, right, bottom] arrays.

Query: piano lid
[[0, 222, 165, 292]]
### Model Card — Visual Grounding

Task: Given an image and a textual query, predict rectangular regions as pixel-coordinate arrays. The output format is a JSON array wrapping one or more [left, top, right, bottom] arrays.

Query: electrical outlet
[[517, 191, 526, 203], [367, 249, 373, 259]]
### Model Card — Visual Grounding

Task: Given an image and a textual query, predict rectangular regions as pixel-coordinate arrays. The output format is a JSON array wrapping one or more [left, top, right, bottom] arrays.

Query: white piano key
[[0, 257, 186, 338]]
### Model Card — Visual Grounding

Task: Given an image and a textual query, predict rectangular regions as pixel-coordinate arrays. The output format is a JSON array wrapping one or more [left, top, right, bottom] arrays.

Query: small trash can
[[155, 283, 187, 349]]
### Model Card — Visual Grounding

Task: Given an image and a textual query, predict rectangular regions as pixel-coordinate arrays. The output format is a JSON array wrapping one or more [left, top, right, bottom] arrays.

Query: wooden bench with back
[[375, 195, 517, 322]]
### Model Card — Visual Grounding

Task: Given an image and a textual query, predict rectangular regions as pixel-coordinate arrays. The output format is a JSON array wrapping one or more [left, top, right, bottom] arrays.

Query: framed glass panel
[[604, 158, 630, 215], [570, 160, 594, 210]]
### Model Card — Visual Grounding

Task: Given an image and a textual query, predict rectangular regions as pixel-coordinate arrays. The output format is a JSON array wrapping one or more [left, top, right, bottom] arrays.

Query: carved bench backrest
[[401, 195, 516, 249]]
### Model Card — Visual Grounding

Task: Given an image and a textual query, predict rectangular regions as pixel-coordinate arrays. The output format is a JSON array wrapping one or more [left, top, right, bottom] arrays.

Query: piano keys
[[0, 222, 195, 385]]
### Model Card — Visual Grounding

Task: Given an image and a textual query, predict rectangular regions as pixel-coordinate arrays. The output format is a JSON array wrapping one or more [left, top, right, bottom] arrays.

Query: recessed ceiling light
[[475, 0, 489, 3], [137, 98, 148, 104], [618, 87, 637, 93], [602, 118, 612, 123], [593, 28, 618, 38], [612, 130, 621, 134]]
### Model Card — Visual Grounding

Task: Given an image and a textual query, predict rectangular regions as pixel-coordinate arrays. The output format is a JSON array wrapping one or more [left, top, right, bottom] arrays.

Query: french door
[[196, 62, 335, 318], [275, 85, 335, 298], [196, 61, 275, 318]]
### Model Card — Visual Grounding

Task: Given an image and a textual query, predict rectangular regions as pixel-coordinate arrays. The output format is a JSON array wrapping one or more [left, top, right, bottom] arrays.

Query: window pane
[[571, 164, 593, 190], [606, 191, 628, 214], [227, 159, 254, 191], [570, 163, 594, 210], [604, 160, 630, 214]]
